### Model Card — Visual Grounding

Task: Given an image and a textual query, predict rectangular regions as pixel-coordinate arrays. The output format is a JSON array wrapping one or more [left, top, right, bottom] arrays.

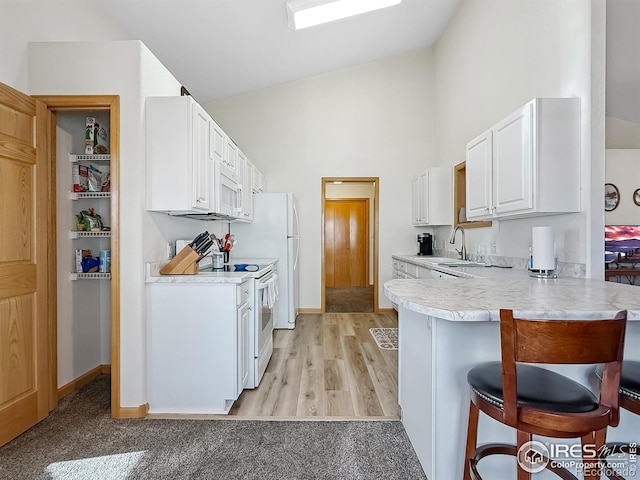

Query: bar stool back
[[464, 309, 627, 480], [618, 361, 640, 415], [596, 360, 640, 480]]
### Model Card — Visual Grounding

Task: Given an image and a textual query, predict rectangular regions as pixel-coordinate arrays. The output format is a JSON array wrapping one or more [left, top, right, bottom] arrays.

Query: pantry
[[34, 95, 120, 404]]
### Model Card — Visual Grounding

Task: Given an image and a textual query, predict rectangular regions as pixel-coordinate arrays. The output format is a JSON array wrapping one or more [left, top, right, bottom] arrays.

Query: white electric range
[[220, 258, 278, 389]]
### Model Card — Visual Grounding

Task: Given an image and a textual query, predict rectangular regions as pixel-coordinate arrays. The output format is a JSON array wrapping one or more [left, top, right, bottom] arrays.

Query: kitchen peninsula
[[384, 260, 640, 479]]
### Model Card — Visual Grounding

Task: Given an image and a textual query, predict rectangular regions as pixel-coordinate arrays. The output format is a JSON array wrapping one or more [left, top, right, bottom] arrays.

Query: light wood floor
[[229, 312, 400, 419]]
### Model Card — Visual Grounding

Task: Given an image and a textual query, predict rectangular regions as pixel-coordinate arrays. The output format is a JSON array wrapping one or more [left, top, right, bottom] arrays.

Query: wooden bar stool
[[463, 309, 627, 480], [595, 360, 640, 480]]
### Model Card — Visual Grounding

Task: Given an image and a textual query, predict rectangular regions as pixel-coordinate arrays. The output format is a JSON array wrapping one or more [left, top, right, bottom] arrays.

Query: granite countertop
[[145, 258, 277, 284], [386, 256, 640, 321]]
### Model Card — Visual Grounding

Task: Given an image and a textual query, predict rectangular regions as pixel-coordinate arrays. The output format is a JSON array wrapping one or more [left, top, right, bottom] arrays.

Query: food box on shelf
[[72, 164, 89, 192]]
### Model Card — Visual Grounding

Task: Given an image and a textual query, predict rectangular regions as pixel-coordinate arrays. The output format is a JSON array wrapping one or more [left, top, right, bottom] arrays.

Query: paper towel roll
[[532, 226, 555, 271]]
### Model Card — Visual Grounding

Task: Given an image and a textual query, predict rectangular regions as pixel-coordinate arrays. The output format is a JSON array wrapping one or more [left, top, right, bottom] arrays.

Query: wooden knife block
[[160, 245, 200, 275]]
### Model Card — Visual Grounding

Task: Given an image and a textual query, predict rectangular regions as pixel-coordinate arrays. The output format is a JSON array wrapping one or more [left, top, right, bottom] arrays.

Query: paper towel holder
[[528, 226, 558, 279], [528, 266, 558, 279]]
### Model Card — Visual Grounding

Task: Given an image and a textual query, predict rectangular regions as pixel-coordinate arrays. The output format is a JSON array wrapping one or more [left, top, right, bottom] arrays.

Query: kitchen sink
[[436, 260, 486, 267], [413, 256, 452, 263]]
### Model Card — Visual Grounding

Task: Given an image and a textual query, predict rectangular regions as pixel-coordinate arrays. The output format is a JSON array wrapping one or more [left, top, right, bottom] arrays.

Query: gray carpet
[[0, 376, 427, 479]]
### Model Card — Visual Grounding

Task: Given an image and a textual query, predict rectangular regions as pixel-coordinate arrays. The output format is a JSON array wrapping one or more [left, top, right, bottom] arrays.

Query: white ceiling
[[96, 0, 461, 104]]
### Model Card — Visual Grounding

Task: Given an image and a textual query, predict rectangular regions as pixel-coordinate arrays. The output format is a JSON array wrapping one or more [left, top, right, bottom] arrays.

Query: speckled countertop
[[386, 255, 640, 321], [145, 258, 277, 284]]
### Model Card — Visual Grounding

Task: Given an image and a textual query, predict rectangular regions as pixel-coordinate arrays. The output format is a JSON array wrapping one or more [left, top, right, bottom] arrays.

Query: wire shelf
[[70, 272, 111, 280], [69, 154, 110, 162]]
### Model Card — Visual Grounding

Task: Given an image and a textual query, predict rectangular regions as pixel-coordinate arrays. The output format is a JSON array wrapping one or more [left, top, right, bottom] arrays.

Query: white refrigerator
[[231, 193, 299, 329]]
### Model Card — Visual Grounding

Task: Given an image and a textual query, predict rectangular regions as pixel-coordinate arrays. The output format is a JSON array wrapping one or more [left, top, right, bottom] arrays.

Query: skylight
[[286, 0, 402, 30]]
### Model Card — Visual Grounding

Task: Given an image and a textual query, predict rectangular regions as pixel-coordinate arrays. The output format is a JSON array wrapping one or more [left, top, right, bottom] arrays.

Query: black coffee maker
[[417, 233, 433, 256]]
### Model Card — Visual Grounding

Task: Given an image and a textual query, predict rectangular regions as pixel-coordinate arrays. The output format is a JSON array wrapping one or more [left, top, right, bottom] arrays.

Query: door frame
[[34, 95, 121, 418], [321, 177, 379, 313]]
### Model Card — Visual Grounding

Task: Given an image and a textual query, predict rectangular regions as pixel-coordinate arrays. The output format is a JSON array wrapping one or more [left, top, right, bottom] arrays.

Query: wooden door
[[324, 199, 368, 287], [0, 83, 50, 445]]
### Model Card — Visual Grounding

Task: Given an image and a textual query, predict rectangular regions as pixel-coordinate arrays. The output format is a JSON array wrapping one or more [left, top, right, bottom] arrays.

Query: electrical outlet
[[490, 243, 497, 255], [166, 242, 173, 258]]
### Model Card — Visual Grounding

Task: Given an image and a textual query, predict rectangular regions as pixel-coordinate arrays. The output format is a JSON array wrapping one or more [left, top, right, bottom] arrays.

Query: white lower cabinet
[[392, 257, 435, 280], [147, 280, 252, 414], [236, 281, 251, 393]]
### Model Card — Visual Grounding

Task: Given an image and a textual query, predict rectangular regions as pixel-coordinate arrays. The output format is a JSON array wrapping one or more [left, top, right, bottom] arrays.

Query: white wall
[[432, 0, 604, 276], [206, 49, 436, 309], [607, 117, 640, 149], [28, 41, 170, 406], [605, 0, 640, 149], [0, 0, 130, 92], [27, 41, 229, 408], [606, 0, 640, 125]]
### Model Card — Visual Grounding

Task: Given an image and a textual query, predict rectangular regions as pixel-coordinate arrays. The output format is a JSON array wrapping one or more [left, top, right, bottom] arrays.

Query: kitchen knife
[[193, 237, 211, 255], [190, 231, 208, 248]]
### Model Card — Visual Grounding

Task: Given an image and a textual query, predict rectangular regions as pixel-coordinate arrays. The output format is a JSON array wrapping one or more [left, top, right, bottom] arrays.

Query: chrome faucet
[[450, 226, 467, 260]]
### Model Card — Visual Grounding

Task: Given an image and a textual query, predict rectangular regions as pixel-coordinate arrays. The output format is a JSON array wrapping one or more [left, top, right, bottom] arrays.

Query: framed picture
[[605, 183, 620, 211], [634, 188, 640, 207]]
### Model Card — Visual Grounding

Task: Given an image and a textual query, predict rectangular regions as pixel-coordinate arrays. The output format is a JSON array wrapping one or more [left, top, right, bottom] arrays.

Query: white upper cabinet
[[192, 104, 213, 212], [252, 166, 265, 193], [412, 167, 452, 226], [146, 96, 214, 214], [465, 98, 580, 221], [240, 153, 254, 222], [221, 136, 239, 181], [146, 95, 260, 220], [465, 130, 493, 219], [209, 117, 226, 164]]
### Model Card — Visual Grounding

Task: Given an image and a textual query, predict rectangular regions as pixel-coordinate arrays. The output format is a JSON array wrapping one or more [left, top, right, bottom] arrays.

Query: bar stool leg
[[516, 430, 532, 480], [581, 429, 606, 480], [464, 401, 480, 480]]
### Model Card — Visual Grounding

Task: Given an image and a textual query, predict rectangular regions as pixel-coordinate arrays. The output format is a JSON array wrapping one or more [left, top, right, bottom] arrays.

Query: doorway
[[35, 95, 121, 419], [322, 177, 379, 313]]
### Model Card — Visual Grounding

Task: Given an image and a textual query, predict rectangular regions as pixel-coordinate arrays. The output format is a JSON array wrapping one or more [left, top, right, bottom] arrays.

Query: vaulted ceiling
[[96, 0, 461, 103]]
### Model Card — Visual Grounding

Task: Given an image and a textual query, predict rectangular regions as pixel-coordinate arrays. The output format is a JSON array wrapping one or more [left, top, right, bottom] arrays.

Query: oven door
[[254, 272, 275, 386]]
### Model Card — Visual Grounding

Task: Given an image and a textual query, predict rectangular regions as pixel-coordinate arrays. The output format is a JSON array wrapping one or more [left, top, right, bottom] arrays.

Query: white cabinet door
[[465, 130, 493, 220], [419, 170, 429, 224], [412, 172, 430, 225], [241, 155, 254, 222], [411, 168, 452, 226], [192, 102, 213, 212], [465, 98, 579, 221], [237, 300, 250, 394], [221, 137, 239, 181], [146, 96, 213, 214], [252, 165, 263, 193], [493, 102, 533, 216], [412, 174, 421, 225], [148, 283, 239, 414], [209, 117, 225, 163]]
